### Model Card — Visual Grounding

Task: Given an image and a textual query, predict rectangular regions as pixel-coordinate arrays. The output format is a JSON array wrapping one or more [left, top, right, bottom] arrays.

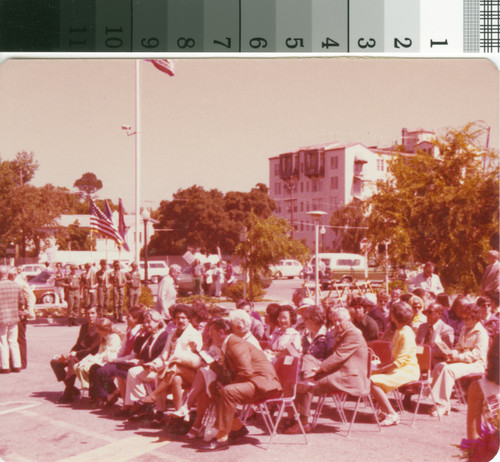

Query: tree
[[366, 123, 499, 292], [235, 214, 310, 299], [55, 220, 96, 251], [73, 172, 103, 197], [149, 184, 276, 256], [329, 199, 368, 253]]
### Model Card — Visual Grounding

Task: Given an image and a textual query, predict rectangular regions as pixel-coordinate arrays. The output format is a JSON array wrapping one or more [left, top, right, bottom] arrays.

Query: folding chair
[[368, 340, 404, 414], [397, 344, 440, 426], [247, 355, 308, 450], [312, 348, 382, 438]]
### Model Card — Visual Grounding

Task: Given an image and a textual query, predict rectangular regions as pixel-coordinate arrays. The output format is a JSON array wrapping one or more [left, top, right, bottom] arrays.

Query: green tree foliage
[[329, 199, 368, 253], [55, 220, 96, 251], [150, 184, 276, 255], [73, 172, 103, 197], [0, 154, 67, 257], [367, 123, 499, 292], [235, 214, 310, 299]]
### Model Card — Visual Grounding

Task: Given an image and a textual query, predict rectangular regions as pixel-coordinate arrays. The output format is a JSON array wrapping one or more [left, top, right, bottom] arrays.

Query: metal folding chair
[[247, 355, 308, 450]]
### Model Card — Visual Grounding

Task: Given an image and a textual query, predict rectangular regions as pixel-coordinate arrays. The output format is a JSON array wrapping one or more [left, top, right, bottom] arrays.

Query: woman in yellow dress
[[370, 301, 420, 426]]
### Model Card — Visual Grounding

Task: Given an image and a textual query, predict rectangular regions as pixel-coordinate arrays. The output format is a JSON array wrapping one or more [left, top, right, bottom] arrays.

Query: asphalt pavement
[[0, 279, 472, 461]]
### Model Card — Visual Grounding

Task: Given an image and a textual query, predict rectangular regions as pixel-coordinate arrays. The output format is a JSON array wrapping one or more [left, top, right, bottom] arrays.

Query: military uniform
[[81, 266, 97, 308], [127, 268, 141, 309], [96, 265, 111, 317], [66, 271, 81, 325], [111, 265, 126, 322]]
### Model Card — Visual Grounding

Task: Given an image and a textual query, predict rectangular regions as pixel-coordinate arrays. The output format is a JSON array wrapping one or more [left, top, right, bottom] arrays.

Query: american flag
[[118, 198, 130, 252], [90, 198, 125, 247], [145, 59, 175, 76]]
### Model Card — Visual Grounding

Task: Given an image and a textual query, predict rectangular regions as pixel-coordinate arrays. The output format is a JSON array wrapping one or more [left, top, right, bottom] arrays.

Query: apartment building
[[269, 128, 433, 249]]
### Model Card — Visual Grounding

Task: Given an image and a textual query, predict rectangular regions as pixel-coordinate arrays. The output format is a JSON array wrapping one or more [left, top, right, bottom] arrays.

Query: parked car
[[270, 259, 304, 279], [19, 264, 46, 281], [28, 270, 57, 304], [139, 261, 170, 284]]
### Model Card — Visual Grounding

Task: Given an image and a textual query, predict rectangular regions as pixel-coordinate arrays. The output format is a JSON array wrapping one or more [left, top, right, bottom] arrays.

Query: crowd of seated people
[[49, 276, 500, 453]]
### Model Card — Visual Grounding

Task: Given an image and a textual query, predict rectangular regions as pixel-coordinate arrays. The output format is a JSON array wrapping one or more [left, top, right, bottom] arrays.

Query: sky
[[0, 57, 497, 212]]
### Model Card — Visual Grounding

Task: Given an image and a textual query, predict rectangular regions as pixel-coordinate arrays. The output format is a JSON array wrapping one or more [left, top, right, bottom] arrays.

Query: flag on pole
[[118, 198, 130, 252], [145, 59, 175, 76], [89, 198, 125, 248], [104, 200, 113, 221]]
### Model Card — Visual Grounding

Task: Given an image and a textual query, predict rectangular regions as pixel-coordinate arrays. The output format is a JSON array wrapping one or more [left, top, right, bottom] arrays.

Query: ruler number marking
[[105, 27, 124, 49], [214, 37, 232, 49], [394, 37, 412, 49], [141, 37, 159, 49], [249, 37, 268, 49], [322, 38, 339, 48], [430, 39, 448, 47], [358, 38, 376, 49], [177, 38, 195, 49], [286, 38, 304, 49]]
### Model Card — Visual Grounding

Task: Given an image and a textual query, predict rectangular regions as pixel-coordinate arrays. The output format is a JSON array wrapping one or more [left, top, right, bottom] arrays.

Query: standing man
[[96, 259, 111, 317], [408, 261, 444, 295], [54, 262, 66, 306], [202, 318, 282, 450], [480, 250, 500, 304], [64, 265, 81, 326], [191, 259, 203, 296], [81, 262, 98, 309], [127, 262, 142, 309], [9, 268, 36, 369], [154, 264, 180, 322], [111, 261, 127, 323], [0, 266, 24, 373], [50, 305, 101, 403]]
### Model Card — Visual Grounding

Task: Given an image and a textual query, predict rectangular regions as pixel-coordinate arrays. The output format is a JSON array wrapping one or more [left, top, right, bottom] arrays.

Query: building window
[[300, 202, 304, 212], [300, 182, 304, 192], [330, 156, 338, 169], [300, 162, 304, 172], [274, 183, 281, 195], [300, 223, 303, 231], [330, 176, 338, 189], [377, 159, 384, 171], [312, 179, 318, 192], [306, 182, 309, 192], [274, 163, 279, 175]]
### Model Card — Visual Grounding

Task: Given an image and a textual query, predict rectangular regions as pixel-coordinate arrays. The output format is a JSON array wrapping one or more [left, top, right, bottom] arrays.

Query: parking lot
[[0, 312, 470, 462]]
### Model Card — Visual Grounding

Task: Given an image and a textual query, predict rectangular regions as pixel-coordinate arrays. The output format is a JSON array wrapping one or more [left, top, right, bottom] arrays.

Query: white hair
[[332, 307, 351, 321], [229, 309, 251, 330]]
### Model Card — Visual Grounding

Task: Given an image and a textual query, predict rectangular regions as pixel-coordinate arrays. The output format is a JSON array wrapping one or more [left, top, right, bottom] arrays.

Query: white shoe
[[168, 405, 189, 419], [430, 405, 450, 417], [379, 413, 400, 427]]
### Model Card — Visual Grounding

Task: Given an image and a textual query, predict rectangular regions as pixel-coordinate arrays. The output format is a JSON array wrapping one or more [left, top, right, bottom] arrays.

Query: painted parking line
[[0, 401, 42, 416], [57, 435, 172, 462]]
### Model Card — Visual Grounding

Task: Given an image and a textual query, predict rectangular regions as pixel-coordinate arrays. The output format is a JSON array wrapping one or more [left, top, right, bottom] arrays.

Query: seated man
[[416, 302, 454, 367], [285, 307, 370, 434], [236, 300, 265, 340], [350, 296, 379, 342], [50, 306, 101, 403], [201, 318, 282, 451]]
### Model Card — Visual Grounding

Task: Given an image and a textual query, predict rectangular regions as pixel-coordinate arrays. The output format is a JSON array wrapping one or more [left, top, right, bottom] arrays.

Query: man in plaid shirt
[[0, 265, 23, 373]]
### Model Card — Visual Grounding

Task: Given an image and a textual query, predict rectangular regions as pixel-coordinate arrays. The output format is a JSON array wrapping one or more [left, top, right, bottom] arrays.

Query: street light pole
[[141, 209, 150, 288], [307, 210, 327, 305]]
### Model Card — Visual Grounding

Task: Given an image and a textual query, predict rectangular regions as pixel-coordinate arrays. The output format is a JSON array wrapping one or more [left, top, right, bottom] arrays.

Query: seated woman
[[262, 303, 281, 342], [265, 305, 302, 360], [300, 304, 336, 360], [408, 295, 427, 334], [461, 334, 499, 461], [91, 306, 146, 406], [350, 296, 379, 342], [430, 303, 489, 417], [370, 301, 420, 426], [132, 305, 203, 424], [74, 317, 123, 399]]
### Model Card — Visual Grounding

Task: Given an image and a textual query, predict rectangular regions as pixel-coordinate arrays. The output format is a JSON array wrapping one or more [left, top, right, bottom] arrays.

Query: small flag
[[90, 198, 124, 248], [118, 198, 130, 252], [145, 59, 175, 77]]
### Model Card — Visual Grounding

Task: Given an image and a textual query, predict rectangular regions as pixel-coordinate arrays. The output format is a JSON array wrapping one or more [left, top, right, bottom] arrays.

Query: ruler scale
[[0, 0, 497, 53]]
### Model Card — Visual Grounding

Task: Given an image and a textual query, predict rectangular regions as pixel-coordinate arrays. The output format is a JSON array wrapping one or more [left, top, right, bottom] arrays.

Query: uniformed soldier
[[96, 259, 111, 317], [64, 265, 81, 326], [111, 260, 126, 322], [81, 262, 98, 308], [127, 261, 141, 309]]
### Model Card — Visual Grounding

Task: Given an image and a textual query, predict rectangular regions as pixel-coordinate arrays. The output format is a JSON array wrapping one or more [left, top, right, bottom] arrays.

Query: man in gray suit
[[285, 307, 370, 433], [416, 302, 454, 367]]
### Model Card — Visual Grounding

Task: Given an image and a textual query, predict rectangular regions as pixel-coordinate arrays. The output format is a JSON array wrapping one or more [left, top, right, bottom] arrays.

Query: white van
[[138, 261, 169, 284], [309, 253, 383, 287]]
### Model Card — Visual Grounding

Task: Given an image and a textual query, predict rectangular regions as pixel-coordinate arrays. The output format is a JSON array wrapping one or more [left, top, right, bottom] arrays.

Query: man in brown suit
[[286, 307, 370, 433], [202, 318, 282, 451]]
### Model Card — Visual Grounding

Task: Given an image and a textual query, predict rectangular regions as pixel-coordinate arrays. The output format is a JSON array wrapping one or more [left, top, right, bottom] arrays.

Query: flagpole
[[135, 60, 141, 263]]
